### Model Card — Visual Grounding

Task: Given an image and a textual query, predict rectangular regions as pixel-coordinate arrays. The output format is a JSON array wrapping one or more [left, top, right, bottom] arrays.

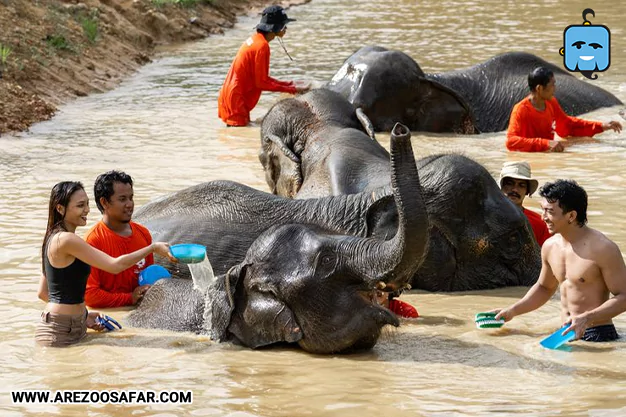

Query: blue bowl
[[138, 265, 172, 286], [540, 324, 576, 350], [170, 243, 207, 264]]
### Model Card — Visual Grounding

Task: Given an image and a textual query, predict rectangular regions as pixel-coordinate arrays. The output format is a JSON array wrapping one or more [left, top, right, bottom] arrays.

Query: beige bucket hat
[[499, 161, 539, 196]]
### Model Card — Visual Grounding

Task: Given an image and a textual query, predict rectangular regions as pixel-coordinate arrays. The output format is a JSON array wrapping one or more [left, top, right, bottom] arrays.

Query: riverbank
[[0, 0, 308, 135]]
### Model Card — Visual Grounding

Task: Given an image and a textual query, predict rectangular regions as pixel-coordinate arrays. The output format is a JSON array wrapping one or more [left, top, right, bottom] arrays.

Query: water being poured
[[187, 254, 216, 293]]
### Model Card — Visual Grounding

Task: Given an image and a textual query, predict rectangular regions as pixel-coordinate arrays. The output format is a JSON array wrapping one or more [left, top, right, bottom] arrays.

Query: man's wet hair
[[539, 179, 588, 226], [528, 67, 554, 92], [94, 170, 133, 214]]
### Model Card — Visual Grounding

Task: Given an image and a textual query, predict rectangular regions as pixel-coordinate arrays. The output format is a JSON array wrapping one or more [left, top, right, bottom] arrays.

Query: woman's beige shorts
[[35, 310, 87, 347]]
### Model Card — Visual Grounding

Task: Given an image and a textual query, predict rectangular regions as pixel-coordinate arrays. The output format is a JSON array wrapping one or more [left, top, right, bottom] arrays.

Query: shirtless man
[[493, 179, 626, 342]]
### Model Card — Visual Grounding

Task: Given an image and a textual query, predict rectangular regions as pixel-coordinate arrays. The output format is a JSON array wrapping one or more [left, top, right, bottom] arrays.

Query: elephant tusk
[[356, 108, 377, 141], [225, 265, 237, 309]]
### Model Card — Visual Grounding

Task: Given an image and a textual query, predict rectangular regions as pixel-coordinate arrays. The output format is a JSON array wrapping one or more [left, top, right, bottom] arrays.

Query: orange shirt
[[506, 97, 603, 152], [84, 221, 153, 308], [218, 32, 297, 126], [523, 208, 551, 247]]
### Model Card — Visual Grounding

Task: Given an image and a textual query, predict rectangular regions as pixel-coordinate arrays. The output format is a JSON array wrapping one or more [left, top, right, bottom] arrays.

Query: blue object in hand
[[138, 265, 172, 286], [540, 324, 576, 350], [96, 315, 122, 332], [170, 244, 207, 264]]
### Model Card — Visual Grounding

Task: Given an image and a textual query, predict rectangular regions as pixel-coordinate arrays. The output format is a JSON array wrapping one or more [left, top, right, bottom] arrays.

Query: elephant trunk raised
[[344, 123, 428, 292]]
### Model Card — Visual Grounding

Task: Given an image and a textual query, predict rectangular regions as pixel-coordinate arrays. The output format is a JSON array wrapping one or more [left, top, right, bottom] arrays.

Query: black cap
[[256, 5, 296, 33]]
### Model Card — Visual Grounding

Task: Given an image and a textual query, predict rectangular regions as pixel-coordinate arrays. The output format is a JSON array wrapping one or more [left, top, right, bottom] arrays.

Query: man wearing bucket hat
[[500, 161, 551, 247], [218, 5, 310, 127]]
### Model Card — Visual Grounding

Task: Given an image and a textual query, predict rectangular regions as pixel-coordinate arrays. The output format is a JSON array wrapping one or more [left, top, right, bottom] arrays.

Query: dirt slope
[[0, 0, 308, 134]]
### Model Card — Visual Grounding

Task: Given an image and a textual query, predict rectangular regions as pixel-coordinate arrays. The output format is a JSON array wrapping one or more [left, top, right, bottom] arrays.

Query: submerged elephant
[[259, 89, 541, 291], [325, 45, 477, 134], [326, 47, 622, 133], [129, 125, 429, 353]]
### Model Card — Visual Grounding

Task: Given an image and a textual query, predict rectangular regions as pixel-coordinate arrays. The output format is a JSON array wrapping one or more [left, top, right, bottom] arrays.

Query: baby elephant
[[128, 124, 429, 354]]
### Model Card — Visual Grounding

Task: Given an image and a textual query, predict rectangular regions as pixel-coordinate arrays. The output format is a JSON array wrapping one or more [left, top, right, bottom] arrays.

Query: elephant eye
[[589, 43, 603, 49], [321, 254, 334, 265], [317, 251, 337, 268]]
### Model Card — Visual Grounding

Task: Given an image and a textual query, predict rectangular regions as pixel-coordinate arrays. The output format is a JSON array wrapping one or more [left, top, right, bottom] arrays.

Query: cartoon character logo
[[559, 8, 610, 80]]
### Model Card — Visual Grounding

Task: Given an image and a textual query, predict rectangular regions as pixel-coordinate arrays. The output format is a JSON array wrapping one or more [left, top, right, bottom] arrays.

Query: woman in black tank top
[[36, 182, 178, 347]]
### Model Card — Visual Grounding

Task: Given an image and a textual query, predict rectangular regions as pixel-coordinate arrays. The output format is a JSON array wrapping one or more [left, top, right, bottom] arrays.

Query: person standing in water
[[217, 5, 310, 127], [506, 67, 622, 152], [492, 180, 626, 342], [36, 181, 176, 347]]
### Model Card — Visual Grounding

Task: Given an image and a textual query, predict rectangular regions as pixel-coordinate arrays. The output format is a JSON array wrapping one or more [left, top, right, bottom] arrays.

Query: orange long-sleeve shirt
[[84, 221, 153, 308], [218, 32, 297, 126], [506, 97, 604, 152]]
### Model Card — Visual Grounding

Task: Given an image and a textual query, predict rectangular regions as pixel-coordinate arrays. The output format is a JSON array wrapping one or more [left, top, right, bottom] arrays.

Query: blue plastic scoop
[[138, 264, 172, 286], [540, 324, 576, 350], [170, 244, 207, 264]]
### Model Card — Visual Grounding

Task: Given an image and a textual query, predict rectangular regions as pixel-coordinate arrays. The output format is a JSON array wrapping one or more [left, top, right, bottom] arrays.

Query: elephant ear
[[202, 263, 245, 342], [203, 262, 303, 348], [259, 134, 303, 198], [364, 195, 398, 239], [416, 77, 477, 134], [228, 285, 303, 349]]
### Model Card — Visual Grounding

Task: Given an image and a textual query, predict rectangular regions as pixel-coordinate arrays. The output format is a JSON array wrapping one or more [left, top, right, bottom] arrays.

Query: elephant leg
[[127, 279, 205, 333]]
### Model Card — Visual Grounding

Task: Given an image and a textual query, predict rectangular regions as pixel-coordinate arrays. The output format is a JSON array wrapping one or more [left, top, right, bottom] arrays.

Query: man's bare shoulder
[[587, 227, 622, 259], [541, 233, 562, 253]]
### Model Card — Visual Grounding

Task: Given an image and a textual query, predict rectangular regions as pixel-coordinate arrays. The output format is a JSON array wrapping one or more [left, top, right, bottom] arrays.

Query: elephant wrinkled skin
[[326, 47, 622, 133], [259, 89, 541, 291], [129, 125, 429, 354]]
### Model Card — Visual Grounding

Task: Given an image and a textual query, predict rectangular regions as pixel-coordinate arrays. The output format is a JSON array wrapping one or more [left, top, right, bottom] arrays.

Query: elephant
[[128, 124, 430, 354], [326, 47, 622, 133], [259, 88, 390, 198], [259, 88, 541, 291], [325, 45, 477, 134]]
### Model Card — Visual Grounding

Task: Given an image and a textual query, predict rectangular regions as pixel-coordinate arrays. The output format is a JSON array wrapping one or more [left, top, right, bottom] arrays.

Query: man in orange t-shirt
[[506, 67, 622, 152], [217, 5, 309, 127], [499, 161, 551, 247], [85, 171, 154, 308]]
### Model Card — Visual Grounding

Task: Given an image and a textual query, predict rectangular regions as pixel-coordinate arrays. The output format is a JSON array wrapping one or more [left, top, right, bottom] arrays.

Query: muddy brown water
[[2, 0, 626, 415]]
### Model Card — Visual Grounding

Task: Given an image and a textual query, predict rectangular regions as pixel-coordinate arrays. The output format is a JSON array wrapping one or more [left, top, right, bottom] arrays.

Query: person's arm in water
[[552, 98, 606, 138], [494, 241, 559, 321], [565, 239, 626, 338], [37, 274, 49, 302], [506, 103, 564, 152], [253, 45, 298, 94]]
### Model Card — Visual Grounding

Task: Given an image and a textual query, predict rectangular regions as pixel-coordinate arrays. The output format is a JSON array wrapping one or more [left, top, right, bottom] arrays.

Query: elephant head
[[259, 89, 390, 198], [326, 46, 477, 134], [206, 124, 429, 353], [413, 154, 541, 291]]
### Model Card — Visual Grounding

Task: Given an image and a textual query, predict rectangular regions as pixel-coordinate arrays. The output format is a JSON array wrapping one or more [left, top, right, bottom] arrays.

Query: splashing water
[[186, 255, 215, 293]]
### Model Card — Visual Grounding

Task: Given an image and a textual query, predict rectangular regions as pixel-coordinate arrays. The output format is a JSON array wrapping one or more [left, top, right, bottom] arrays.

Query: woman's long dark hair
[[41, 181, 85, 274]]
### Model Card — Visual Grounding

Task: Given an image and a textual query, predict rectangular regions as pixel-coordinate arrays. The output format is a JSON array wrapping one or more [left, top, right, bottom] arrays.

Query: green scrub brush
[[474, 312, 505, 329]]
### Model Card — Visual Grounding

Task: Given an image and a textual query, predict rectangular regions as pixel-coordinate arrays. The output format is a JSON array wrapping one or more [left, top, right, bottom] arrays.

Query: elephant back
[[428, 51, 622, 132]]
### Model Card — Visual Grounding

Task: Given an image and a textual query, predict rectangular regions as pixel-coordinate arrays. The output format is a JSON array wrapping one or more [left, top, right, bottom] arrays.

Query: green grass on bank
[[0, 43, 12, 66]]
